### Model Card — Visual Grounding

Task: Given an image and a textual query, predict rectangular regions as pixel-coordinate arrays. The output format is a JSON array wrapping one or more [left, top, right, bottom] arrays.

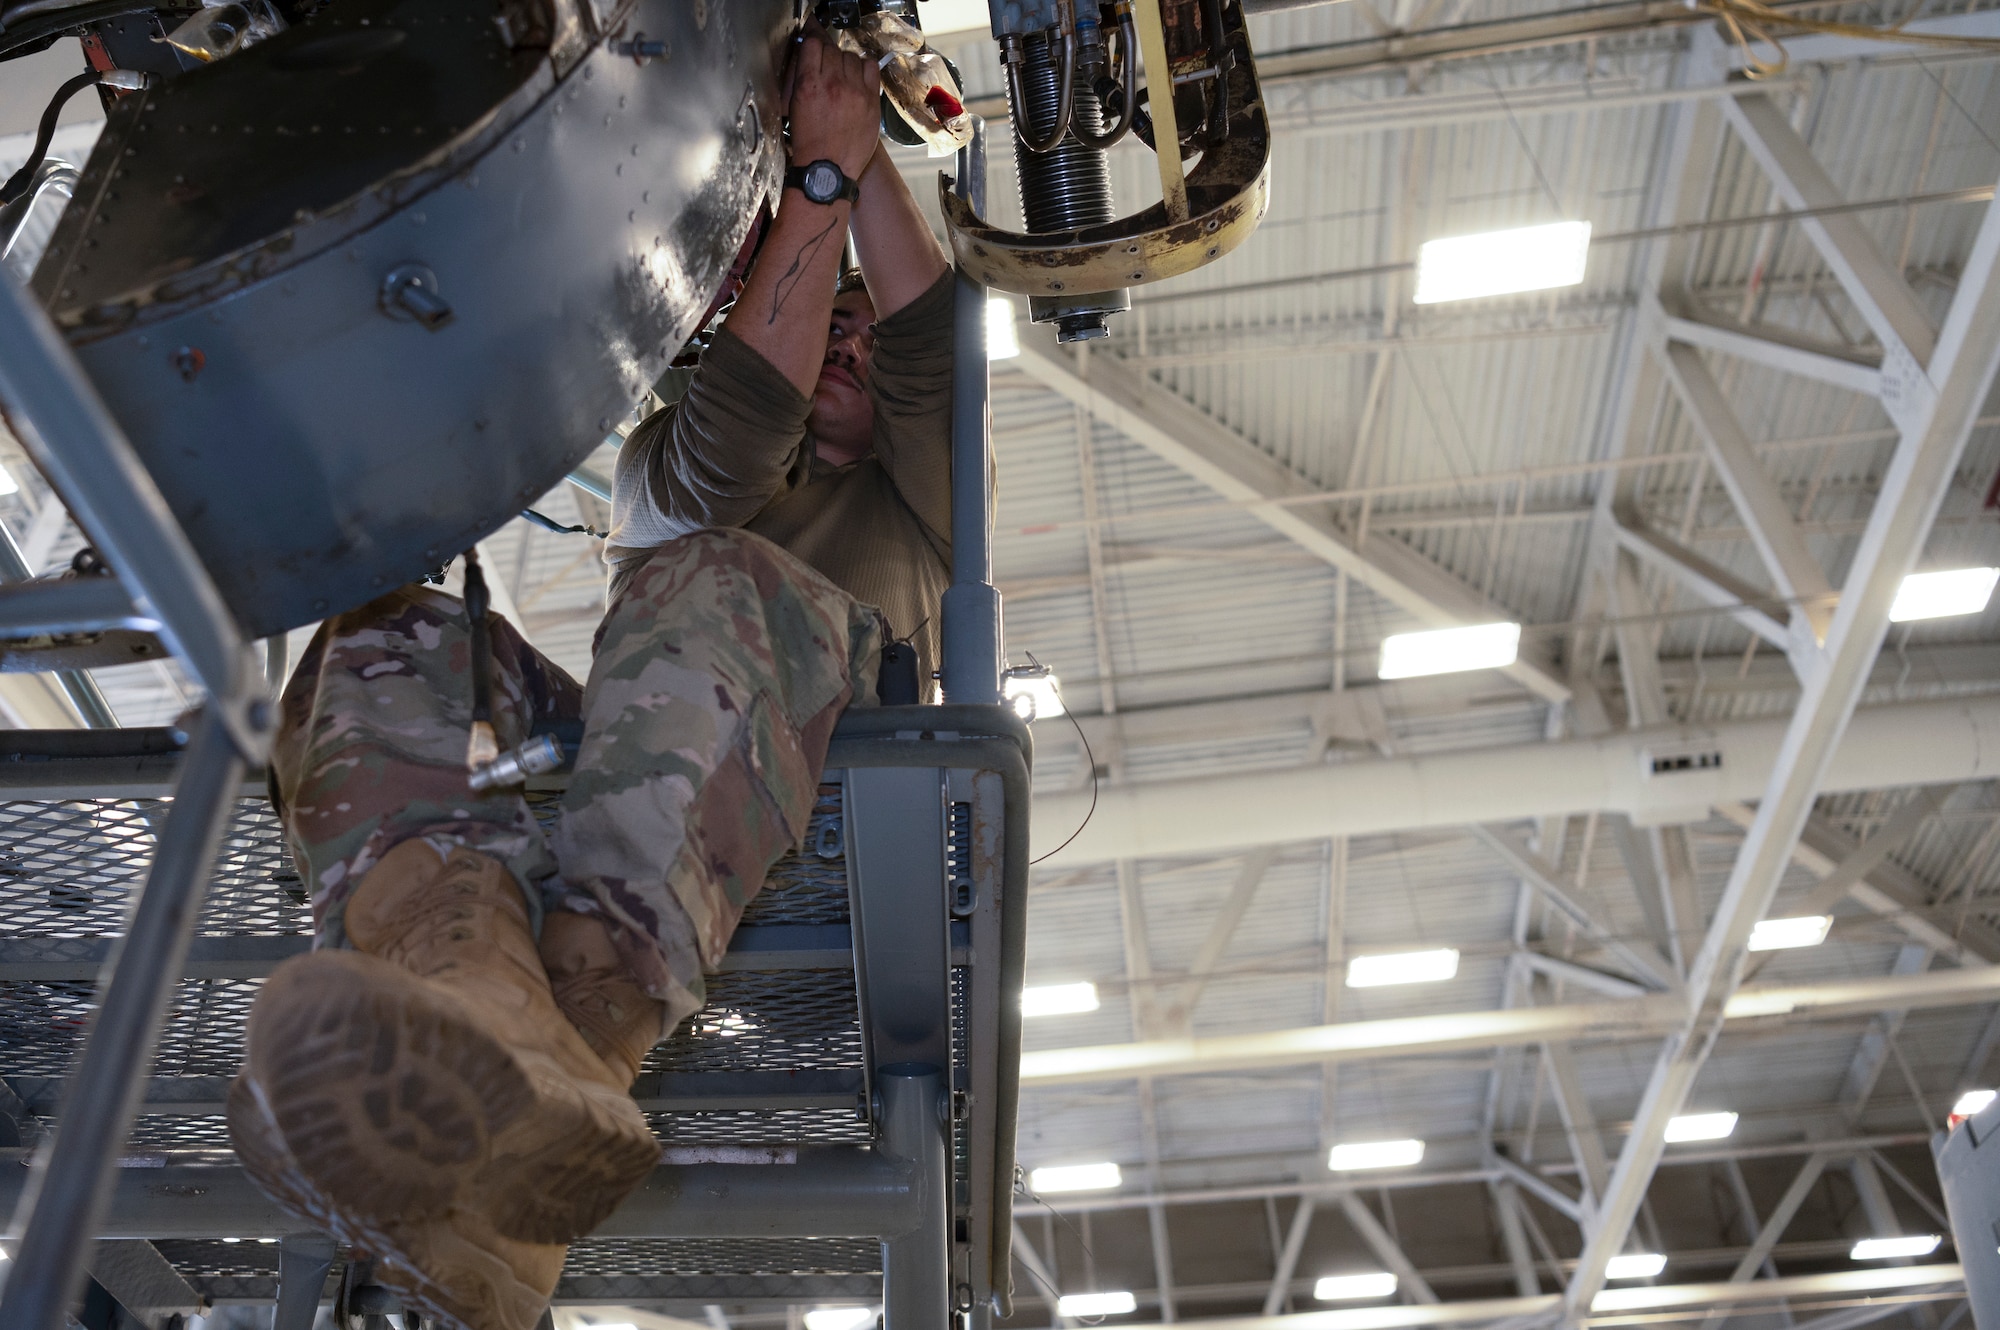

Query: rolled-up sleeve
[[607, 328, 814, 550], [866, 270, 956, 556]]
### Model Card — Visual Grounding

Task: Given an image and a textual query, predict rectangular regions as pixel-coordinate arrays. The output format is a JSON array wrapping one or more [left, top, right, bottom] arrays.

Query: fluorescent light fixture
[[1605, 1253, 1667, 1280], [804, 1309, 877, 1330], [1327, 1138, 1424, 1171], [1851, 1235, 1941, 1261], [1058, 1292, 1137, 1318], [1952, 1089, 1996, 1118], [1413, 220, 1592, 304], [1889, 567, 1998, 622], [1004, 670, 1064, 722], [1031, 1162, 1122, 1193], [590, 1324, 640, 1330], [1022, 982, 1100, 1017], [1346, 947, 1460, 989], [1664, 1111, 1738, 1143], [1748, 915, 1832, 951], [221, 1237, 241, 1244], [1378, 622, 1521, 680], [256, 1237, 278, 1245], [1314, 1273, 1398, 1301], [987, 296, 1021, 360]]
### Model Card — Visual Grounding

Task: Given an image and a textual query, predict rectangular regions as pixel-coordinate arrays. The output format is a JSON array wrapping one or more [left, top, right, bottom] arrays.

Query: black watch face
[[804, 160, 842, 203]]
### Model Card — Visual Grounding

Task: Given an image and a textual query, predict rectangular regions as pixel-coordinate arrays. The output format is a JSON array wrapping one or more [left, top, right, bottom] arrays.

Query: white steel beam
[[1010, 1222, 1066, 1324], [1485, 1151, 1587, 1225], [1611, 515, 1791, 649], [1336, 1194, 1438, 1305], [1659, 305, 1883, 397], [1561, 186, 2000, 1317], [1599, 549, 1709, 976], [1721, 92, 1938, 372], [1789, 788, 1954, 921], [1714, 802, 2000, 966], [1539, 1039, 1612, 1212], [1018, 961, 2000, 1085], [1097, 1266, 1965, 1330], [1516, 952, 1650, 1002], [1695, 1150, 1833, 1330], [1031, 694, 2000, 865], [1837, 944, 1932, 1116], [1491, 1184, 1542, 1297], [1472, 826, 1675, 991], [1262, 1200, 1316, 1317], [1165, 848, 1279, 1034], [1012, 340, 1571, 703], [1660, 340, 1837, 646]]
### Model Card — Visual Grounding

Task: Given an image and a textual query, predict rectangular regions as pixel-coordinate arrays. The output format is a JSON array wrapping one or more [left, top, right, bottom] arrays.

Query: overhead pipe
[[1028, 695, 2000, 865]]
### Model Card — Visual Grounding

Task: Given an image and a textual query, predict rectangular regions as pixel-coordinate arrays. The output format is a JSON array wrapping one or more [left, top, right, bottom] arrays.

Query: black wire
[[520, 507, 604, 537], [461, 548, 492, 726], [1016, 1179, 1112, 1324], [0, 69, 100, 205], [1028, 652, 1097, 866]]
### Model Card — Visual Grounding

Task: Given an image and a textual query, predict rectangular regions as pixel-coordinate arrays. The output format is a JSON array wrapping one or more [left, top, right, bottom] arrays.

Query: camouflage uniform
[[272, 528, 885, 1032]]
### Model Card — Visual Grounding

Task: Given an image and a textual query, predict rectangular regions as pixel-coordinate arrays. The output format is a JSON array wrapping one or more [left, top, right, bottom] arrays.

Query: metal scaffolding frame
[[0, 122, 1025, 1330]]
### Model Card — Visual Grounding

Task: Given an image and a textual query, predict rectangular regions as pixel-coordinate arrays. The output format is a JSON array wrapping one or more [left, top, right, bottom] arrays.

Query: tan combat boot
[[236, 840, 660, 1247], [229, 1076, 566, 1330], [538, 911, 671, 1089]]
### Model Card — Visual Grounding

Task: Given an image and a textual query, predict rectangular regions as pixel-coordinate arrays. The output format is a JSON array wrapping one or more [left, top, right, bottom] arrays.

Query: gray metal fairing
[[29, 0, 793, 637]]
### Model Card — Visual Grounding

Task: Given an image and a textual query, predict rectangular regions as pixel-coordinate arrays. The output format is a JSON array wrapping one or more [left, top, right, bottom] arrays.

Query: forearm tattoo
[[768, 214, 842, 324]]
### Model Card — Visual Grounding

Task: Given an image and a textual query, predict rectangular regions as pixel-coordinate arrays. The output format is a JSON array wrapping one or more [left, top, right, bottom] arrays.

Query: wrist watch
[[784, 158, 860, 206]]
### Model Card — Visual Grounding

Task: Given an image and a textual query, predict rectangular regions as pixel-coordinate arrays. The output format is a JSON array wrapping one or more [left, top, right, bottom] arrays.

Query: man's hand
[[787, 34, 881, 180]]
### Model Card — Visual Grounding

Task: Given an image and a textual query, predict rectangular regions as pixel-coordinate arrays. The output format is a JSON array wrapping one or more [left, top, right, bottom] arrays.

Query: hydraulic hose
[[1076, 4, 1138, 150], [0, 69, 98, 205], [1006, 26, 1075, 153]]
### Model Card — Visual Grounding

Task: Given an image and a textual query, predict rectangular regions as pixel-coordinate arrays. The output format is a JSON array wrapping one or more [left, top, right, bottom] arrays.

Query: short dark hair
[[834, 268, 869, 299]]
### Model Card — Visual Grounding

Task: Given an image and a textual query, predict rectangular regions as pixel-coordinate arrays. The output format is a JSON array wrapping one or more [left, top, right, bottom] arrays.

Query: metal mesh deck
[[0, 798, 307, 938], [0, 783, 884, 1297], [152, 1237, 883, 1306]]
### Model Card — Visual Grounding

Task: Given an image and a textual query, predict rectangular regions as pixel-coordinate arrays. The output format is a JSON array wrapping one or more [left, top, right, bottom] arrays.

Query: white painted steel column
[[1562, 187, 2000, 1317]]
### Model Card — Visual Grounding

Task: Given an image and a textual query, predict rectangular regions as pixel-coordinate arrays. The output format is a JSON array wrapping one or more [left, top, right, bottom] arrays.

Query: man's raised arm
[[607, 35, 883, 549]]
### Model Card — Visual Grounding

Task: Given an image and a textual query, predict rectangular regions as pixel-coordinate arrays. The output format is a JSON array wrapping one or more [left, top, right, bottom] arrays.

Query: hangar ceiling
[[4, 0, 2000, 1325]]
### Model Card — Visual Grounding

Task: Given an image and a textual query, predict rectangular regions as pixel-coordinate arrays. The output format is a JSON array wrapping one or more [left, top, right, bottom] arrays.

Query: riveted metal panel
[[30, 0, 790, 637]]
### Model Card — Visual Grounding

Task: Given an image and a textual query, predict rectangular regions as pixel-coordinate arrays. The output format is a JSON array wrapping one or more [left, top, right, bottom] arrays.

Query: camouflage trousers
[[271, 528, 886, 1037]]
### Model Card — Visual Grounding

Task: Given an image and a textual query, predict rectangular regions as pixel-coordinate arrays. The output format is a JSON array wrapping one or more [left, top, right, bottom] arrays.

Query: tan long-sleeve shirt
[[605, 271, 956, 688]]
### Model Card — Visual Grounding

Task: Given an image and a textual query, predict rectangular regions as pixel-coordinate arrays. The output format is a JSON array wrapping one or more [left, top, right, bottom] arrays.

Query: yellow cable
[[1695, 0, 2000, 80]]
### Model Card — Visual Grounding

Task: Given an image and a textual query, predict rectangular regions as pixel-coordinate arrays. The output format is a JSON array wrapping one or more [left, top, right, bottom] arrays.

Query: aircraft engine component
[[23, 0, 793, 638], [1006, 24, 1126, 341], [943, 0, 1269, 340]]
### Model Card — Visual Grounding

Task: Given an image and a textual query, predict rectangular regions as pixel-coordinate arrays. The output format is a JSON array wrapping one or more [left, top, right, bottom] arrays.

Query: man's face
[[809, 291, 877, 459]]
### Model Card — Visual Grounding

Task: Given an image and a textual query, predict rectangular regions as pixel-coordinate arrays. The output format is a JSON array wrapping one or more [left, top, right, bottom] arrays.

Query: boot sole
[[230, 1074, 564, 1330], [247, 950, 525, 1229], [247, 950, 659, 1244], [472, 1054, 662, 1243]]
